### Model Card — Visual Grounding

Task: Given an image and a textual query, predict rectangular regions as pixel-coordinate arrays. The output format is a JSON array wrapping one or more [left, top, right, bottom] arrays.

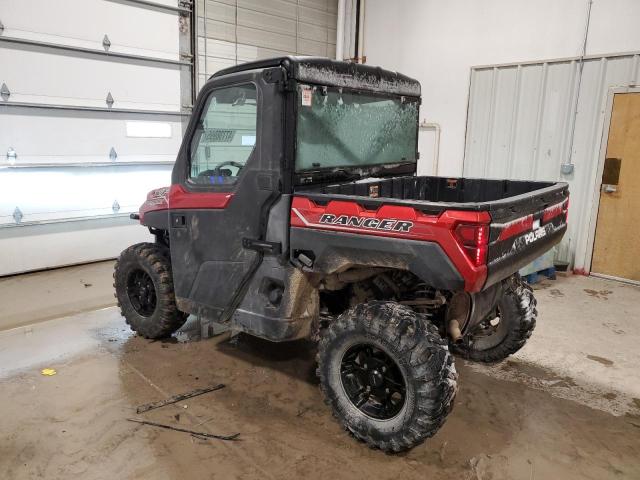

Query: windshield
[[295, 84, 419, 172]]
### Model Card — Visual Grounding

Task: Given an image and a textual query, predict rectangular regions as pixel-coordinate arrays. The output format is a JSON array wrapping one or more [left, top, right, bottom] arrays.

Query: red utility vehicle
[[115, 57, 568, 451]]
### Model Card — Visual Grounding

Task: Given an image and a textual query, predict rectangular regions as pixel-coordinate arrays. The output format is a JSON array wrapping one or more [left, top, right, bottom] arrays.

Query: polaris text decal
[[319, 214, 414, 232], [523, 226, 547, 245]]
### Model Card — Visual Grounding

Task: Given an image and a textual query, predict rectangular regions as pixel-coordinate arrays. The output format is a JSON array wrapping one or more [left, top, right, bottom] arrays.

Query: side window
[[189, 84, 257, 185]]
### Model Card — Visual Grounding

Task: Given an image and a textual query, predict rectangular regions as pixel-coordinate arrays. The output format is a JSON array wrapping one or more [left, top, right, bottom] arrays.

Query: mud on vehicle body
[[115, 56, 568, 452]]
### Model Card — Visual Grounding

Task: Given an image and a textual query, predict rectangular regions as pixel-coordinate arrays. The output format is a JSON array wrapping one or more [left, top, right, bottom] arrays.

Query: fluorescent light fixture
[[126, 121, 172, 138]]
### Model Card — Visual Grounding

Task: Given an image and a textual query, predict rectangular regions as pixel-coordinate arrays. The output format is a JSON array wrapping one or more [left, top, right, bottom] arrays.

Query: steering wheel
[[213, 161, 244, 177], [197, 161, 245, 178]]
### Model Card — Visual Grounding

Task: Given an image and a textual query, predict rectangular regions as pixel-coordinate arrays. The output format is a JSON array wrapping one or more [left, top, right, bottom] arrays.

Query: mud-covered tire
[[454, 275, 537, 363], [316, 301, 457, 452], [114, 242, 188, 339]]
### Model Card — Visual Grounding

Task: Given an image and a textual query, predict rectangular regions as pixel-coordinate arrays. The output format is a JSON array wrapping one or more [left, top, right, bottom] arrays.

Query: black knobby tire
[[454, 275, 537, 363], [316, 301, 458, 452], [114, 242, 188, 339]]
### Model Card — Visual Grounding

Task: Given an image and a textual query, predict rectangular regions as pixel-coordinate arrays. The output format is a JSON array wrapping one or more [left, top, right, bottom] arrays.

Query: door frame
[[584, 85, 640, 285]]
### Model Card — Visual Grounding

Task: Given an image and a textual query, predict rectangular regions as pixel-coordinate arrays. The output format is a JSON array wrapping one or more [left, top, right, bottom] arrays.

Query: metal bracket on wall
[[109, 147, 118, 161], [106, 92, 114, 108], [0, 83, 9, 101], [102, 34, 111, 51], [13, 207, 23, 224]]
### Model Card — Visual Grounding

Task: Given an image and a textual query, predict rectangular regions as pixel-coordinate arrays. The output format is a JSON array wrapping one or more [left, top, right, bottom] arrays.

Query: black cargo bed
[[295, 175, 568, 217]]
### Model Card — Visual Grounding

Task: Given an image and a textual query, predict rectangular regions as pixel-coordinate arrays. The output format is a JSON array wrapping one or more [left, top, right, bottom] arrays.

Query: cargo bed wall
[[296, 175, 555, 204]]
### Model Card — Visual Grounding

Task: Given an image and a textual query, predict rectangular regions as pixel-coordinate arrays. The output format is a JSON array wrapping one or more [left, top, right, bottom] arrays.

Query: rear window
[[295, 84, 419, 172]]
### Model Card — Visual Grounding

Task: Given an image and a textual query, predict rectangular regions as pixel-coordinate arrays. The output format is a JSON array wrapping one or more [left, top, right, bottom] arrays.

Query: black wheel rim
[[469, 306, 509, 351], [340, 343, 406, 420], [126, 269, 157, 317]]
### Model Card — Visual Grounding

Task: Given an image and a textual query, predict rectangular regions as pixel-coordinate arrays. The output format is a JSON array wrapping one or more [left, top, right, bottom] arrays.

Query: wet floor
[[1, 306, 639, 480]]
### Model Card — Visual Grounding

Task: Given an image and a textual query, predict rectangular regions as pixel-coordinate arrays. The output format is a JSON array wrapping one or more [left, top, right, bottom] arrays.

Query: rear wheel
[[114, 242, 188, 339], [316, 301, 457, 452], [454, 275, 537, 363]]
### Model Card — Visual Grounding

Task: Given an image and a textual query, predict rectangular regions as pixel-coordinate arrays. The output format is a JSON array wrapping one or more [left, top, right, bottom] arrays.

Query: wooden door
[[592, 92, 640, 281]]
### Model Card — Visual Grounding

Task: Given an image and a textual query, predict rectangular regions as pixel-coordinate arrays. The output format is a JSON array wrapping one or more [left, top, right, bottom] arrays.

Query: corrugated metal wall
[[464, 51, 640, 270], [196, 0, 338, 90]]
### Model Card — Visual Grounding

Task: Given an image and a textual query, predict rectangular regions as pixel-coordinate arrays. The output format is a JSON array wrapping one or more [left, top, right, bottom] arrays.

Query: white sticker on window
[[301, 87, 313, 107], [242, 135, 256, 146]]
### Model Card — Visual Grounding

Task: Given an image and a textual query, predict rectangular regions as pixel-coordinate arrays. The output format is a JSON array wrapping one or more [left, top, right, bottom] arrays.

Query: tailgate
[[485, 183, 569, 288]]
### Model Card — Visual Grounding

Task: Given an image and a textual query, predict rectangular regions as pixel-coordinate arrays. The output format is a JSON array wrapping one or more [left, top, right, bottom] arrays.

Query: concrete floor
[[0, 261, 116, 330], [0, 271, 639, 479]]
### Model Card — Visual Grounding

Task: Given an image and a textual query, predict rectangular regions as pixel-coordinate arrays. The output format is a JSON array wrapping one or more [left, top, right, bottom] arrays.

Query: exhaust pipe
[[445, 281, 504, 342], [447, 318, 463, 343], [446, 292, 471, 343]]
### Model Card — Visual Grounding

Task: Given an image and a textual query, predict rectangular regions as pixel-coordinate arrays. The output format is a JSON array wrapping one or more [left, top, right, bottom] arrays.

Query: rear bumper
[[485, 217, 567, 288]]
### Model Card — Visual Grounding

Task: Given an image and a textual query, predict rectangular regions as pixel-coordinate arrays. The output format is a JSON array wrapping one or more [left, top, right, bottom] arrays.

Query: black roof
[[211, 56, 421, 97]]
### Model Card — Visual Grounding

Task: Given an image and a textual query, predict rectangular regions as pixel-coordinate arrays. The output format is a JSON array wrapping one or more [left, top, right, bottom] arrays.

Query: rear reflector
[[455, 224, 489, 267]]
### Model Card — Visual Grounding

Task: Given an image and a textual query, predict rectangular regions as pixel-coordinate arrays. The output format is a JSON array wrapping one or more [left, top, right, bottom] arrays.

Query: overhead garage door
[[196, 0, 338, 90], [0, 0, 193, 275]]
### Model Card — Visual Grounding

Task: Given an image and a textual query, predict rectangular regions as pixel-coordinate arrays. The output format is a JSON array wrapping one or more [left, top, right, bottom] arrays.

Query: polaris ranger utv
[[115, 57, 568, 452]]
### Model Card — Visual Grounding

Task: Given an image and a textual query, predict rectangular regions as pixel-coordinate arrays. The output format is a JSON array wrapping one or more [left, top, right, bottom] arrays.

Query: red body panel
[[139, 186, 170, 222], [167, 184, 234, 210], [139, 185, 234, 222], [291, 196, 491, 291]]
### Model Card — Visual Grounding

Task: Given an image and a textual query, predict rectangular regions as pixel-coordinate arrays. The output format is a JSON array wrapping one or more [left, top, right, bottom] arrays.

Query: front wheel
[[453, 275, 537, 363], [114, 242, 188, 339], [316, 301, 457, 452]]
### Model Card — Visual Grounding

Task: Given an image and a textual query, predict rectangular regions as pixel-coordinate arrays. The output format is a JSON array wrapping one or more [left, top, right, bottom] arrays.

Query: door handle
[[242, 238, 282, 254], [602, 184, 617, 193]]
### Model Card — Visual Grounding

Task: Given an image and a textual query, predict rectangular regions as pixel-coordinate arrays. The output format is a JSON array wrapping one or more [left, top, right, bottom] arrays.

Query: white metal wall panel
[[0, 0, 191, 275], [196, 0, 338, 91], [464, 52, 640, 270]]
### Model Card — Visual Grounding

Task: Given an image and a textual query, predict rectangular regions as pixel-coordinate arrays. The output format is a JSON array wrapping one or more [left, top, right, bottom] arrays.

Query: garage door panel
[[237, 0, 298, 20], [0, 0, 180, 60], [0, 0, 188, 274], [198, 17, 236, 43], [203, 0, 236, 24], [299, 5, 336, 27], [0, 218, 154, 276], [197, 0, 338, 79], [238, 7, 297, 37], [0, 47, 181, 111], [203, 56, 236, 77], [0, 110, 182, 163], [297, 37, 331, 56], [0, 165, 173, 225], [300, 0, 329, 10], [237, 25, 296, 52], [238, 44, 289, 62], [298, 21, 330, 43]]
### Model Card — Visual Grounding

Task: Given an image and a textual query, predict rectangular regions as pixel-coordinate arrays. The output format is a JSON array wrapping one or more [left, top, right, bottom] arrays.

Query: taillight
[[455, 224, 489, 267]]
